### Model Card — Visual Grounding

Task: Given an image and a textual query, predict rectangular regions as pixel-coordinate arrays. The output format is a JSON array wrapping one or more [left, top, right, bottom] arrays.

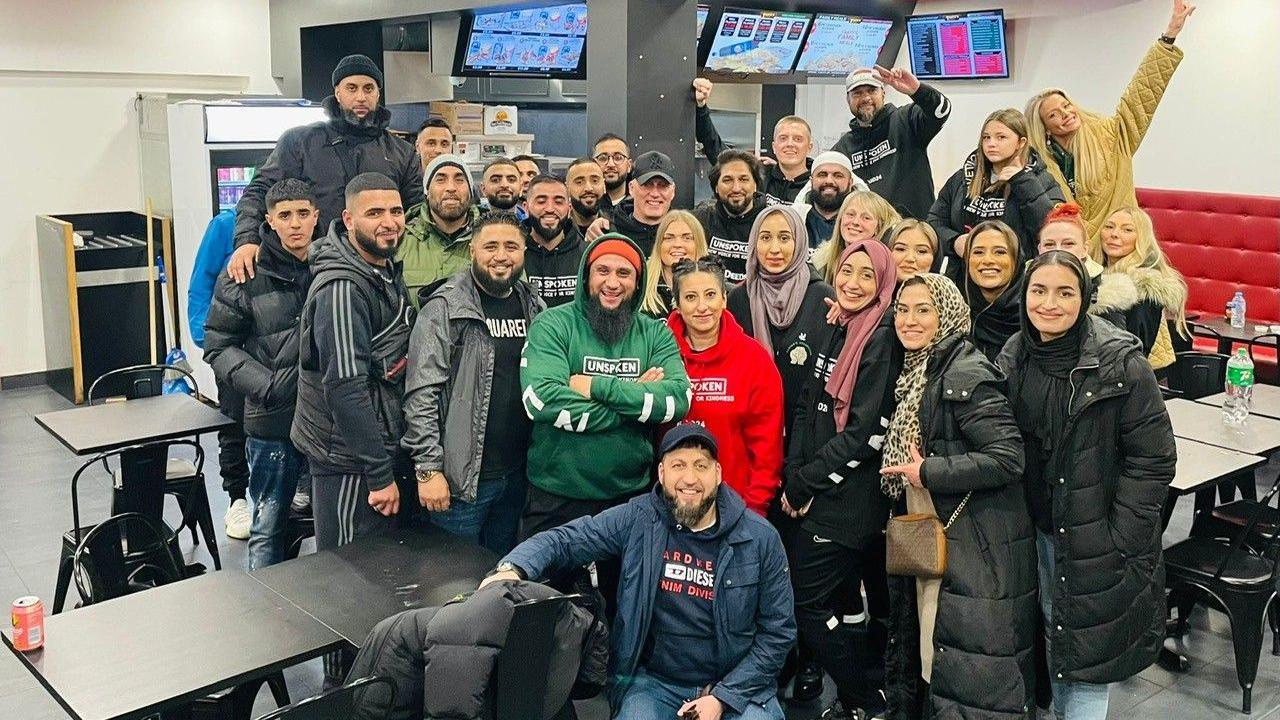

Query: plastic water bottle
[[1230, 291, 1247, 329], [1223, 348, 1255, 426]]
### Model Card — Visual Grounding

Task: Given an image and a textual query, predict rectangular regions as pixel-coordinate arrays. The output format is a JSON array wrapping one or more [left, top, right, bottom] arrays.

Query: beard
[[472, 259, 522, 297], [584, 291, 635, 345], [719, 193, 754, 216], [431, 194, 472, 223], [340, 107, 379, 129], [486, 193, 519, 211], [353, 226, 397, 260], [570, 194, 600, 219], [603, 174, 627, 193], [853, 105, 876, 125], [811, 185, 851, 214], [663, 482, 718, 527], [530, 216, 566, 242]]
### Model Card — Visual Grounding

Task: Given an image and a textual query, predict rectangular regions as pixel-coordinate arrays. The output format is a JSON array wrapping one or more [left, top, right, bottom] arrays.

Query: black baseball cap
[[633, 151, 676, 185], [659, 423, 718, 459]]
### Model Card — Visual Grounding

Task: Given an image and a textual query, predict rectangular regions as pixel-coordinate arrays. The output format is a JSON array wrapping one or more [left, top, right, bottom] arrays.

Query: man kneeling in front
[[481, 424, 794, 719]]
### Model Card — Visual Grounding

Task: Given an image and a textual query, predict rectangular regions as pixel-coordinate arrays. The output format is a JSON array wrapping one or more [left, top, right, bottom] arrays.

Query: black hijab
[[963, 221, 1025, 361], [1021, 250, 1092, 378]]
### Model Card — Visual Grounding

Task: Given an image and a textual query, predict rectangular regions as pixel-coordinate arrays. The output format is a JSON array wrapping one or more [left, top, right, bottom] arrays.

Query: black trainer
[[791, 659, 824, 703]]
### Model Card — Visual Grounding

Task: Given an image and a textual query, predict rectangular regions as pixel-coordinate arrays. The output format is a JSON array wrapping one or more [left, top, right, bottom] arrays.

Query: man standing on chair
[[483, 424, 795, 720], [292, 172, 414, 552], [204, 179, 315, 570]]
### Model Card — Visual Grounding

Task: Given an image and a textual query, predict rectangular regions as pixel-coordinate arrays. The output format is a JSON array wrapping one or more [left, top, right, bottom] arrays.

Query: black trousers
[[792, 530, 889, 710], [215, 379, 249, 499], [520, 484, 636, 624]]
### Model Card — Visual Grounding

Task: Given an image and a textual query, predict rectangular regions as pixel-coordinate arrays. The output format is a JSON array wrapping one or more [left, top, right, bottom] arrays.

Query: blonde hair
[[886, 219, 939, 256], [640, 210, 708, 317], [813, 190, 901, 284], [1096, 206, 1189, 336], [1025, 88, 1106, 202], [968, 109, 1031, 201]]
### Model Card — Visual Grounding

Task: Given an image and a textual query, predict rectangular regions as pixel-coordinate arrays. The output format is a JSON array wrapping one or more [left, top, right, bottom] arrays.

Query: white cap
[[812, 151, 853, 175], [845, 68, 883, 94]]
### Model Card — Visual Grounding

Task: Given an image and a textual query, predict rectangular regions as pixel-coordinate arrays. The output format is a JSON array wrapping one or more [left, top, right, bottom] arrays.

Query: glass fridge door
[[209, 148, 272, 217]]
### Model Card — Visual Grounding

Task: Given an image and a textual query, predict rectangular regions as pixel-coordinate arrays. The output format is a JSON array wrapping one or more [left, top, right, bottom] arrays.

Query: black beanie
[[331, 54, 384, 89]]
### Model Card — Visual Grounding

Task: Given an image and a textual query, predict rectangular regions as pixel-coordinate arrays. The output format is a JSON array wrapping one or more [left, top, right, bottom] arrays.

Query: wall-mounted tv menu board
[[454, 3, 588, 79], [704, 8, 812, 75], [906, 9, 1008, 80], [795, 13, 894, 76]]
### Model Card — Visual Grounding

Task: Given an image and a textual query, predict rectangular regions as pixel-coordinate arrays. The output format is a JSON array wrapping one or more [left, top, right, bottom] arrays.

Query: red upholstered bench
[[1138, 188, 1280, 375]]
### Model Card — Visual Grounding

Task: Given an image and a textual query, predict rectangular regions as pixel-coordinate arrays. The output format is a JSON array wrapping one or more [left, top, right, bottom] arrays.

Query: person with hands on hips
[[482, 424, 794, 720], [401, 211, 545, 555]]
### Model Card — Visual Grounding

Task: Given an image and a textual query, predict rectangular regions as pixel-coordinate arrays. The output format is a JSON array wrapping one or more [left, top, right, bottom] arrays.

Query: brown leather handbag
[[885, 491, 971, 579]]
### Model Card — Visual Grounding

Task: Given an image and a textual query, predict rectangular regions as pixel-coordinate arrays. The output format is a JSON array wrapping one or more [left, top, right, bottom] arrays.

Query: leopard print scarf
[[881, 274, 972, 500]]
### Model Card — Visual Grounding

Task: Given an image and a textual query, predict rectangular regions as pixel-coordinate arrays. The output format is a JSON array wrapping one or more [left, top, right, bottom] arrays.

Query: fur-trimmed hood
[[1128, 266, 1187, 313], [1089, 271, 1140, 316]]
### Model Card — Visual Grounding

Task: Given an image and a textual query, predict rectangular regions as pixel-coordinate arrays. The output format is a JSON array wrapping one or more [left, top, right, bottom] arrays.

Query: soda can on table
[[10, 596, 45, 651]]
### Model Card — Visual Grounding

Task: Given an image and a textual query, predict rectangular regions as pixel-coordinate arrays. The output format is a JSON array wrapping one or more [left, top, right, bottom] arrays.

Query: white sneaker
[[224, 498, 251, 540]]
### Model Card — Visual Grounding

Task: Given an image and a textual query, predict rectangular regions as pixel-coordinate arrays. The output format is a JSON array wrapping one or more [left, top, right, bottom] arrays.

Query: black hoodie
[[607, 198, 661, 256], [761, 158, 813, 205], [693, 194, 767, 284], [292, 220, 414, 490], [829, 84, 951, 220], [928, 148, 1065, 266], [233, 95, 422, 249], [522, 218, 586, 308], [967, 275, 1024, 362]]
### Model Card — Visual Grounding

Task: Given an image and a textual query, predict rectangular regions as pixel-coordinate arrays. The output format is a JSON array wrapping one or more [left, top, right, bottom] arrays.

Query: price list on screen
[[907, 10, 1007, 79]]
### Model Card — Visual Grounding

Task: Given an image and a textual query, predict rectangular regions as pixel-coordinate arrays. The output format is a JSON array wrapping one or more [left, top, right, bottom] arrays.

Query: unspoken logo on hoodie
[[690, 377, 733, 402], [847, 139, 897, 170], [582, 356, 640, 377]]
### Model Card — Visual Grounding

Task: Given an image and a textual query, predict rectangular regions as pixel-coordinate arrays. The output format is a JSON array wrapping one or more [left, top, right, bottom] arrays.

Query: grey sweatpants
[[311, 470, 396, 552]]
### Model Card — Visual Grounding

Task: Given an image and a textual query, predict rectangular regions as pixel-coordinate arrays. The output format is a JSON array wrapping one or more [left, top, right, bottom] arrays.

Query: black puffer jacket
[[999, 316, 1175, 684], [694, 195, 766, 284], [203, 225, 311, 439], [884, 335, 1036, 720], [928, 149, 1065, 264], [347, 580, 609, 720], [233, 96, 422, 249], [784, 309, 900, 548]]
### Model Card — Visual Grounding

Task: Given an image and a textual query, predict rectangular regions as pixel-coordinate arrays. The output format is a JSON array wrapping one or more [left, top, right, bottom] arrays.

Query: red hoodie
[[666, 309, 784, 515]]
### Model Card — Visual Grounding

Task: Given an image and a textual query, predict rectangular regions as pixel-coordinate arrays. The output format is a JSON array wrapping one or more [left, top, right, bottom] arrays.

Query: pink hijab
[[825, 238, 896, 431]]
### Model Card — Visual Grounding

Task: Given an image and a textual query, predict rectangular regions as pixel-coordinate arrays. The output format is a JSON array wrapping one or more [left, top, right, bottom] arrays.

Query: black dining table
[[34, 393, 234, 525], [2, 571, 344, 720], [250, 525, 498, 646], [1190, 316, 1279, 354], [0, 638, 72, 720]]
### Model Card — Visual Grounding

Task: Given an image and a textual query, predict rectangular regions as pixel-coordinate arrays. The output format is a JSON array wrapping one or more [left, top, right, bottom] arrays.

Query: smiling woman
[[962, 220, 1024, 360]]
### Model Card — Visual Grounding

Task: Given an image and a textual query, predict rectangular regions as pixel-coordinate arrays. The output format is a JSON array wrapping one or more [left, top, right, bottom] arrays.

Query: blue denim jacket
[[503, 483, 795, 714]]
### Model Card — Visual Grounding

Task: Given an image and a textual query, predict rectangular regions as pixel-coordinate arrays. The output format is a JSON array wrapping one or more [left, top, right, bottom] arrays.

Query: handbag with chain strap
[[885, 491, 972, 578]]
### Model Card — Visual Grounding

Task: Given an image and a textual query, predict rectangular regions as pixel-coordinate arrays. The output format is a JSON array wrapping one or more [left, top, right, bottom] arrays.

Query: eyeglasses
[[593, 152, 631, 165]]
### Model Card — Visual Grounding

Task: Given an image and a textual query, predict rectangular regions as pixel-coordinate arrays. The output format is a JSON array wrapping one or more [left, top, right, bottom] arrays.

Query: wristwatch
[[488, 561, 526, 580], [1159, 34, 1176, 45], [416, 468, 442, 484]]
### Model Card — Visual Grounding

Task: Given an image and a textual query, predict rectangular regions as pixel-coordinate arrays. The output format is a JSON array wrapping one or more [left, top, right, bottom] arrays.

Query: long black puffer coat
[[347, 580, 608, 720], [999, 316, 1175, 684], [884, 335, 1037, 719]]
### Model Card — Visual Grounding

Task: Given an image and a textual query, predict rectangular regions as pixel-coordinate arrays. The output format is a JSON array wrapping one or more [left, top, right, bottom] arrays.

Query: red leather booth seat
[[1138, 187, 1280, 325]]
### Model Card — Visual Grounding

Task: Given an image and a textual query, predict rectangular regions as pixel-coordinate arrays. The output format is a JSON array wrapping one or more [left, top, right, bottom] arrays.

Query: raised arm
[[1112, 1, 1191, 153]]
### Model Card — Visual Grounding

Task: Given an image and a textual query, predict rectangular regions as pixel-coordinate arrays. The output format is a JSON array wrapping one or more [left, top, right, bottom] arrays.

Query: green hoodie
[[397, 202, 480, 307], [520, 233, 691, 500]]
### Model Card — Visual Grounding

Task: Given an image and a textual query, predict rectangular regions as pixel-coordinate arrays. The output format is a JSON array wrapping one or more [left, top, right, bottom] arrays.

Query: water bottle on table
[[1230, 291, 1246, 329], [1223, 348, 1255, 426]]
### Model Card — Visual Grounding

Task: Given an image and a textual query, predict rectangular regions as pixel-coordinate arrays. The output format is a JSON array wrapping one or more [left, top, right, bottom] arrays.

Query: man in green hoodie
[[520, 232, 691, 616], [399, 154, 481, 306]]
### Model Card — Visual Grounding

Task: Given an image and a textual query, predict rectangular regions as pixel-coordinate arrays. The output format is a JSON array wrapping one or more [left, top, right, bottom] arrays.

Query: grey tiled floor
[[0, 384, 1277, 719]]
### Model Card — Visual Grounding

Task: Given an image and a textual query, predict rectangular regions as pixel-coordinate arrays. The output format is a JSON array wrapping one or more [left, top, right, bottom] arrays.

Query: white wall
[[0, 0, 277, 377], [797, 0, 1280, 197]]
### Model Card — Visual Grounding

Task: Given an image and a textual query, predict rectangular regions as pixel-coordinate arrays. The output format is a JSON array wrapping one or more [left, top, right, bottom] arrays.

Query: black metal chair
[[255, 676, 395, 720], [1165, 473, 1280, 713], [88, 363, 221, 570], [53, 440, 206, 613], [1249, 333, 1279, 386], [491, 595, 584, 720], [283, 506, 315, 562], [71, 512, 184, 606], [1165, 350, 1230, 400]]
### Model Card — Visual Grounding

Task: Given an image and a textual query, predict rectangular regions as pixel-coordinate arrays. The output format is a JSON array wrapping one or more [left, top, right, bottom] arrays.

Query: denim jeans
[[245, 438, 307, 571], [1036, 531, 1111, 719], [427, 466, 527, 555], [616, 669, 784, 720]]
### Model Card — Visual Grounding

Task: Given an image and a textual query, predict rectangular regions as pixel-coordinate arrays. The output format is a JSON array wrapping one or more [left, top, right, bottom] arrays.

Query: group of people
[[194, 3, 1198, 719]]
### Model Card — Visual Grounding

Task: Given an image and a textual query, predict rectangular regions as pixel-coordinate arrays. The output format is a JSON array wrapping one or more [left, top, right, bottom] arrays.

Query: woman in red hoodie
[[666, 256, 784, 516]]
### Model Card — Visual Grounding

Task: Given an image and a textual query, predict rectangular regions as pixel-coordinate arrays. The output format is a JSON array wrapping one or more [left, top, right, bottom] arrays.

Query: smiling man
[[521, 175, 585, 307], [565, 157, 606, 236], [402, 211, 544, 554], [585, 151, 677, 256], [399, 154, 482, 306], [480, 157, 522, 211], [793, 151, 870, 251], [518, 233, 691, 621], [695, 149, 766, 283], [484, 424, 794, 720]]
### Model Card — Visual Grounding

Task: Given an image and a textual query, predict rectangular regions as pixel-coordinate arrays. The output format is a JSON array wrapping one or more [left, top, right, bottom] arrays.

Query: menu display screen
[[795, 14, 893, 76], [705, 8, 812, 74], [906, 9, 1008, 80], [697, 4, 709, 40], [457, 3, 588, 78]]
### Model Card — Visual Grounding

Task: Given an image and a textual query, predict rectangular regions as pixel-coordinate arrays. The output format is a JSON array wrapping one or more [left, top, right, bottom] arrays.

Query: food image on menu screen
[[907, 9, 1008, 79], [705, 9, 811, 74], [697, 4, 709, 39], [795, 14, 893, 76], [464, 3, 587, 72]]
